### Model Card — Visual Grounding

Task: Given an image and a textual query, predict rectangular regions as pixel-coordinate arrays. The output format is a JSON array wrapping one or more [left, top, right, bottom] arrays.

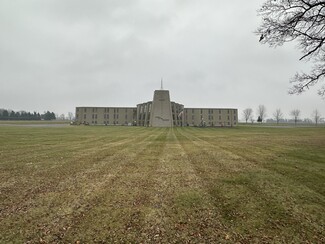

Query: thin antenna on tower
[[161, 78, 163, 90]]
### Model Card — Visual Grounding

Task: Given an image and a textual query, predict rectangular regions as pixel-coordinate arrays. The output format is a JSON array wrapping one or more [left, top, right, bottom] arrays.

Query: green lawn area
[[0, 125, 324, 243]]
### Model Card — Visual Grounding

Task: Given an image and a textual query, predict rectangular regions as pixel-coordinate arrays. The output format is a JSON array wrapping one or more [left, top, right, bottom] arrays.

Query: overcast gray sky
[[0, 0, 324, 120]]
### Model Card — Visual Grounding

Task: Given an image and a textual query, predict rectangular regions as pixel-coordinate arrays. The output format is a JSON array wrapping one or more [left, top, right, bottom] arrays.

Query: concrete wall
[[75, 90, 238, 127], [149, 90, 173, 127], [75, 107, 137, 125], [183, 108, 238, 127], [137, 102, 152, 126]]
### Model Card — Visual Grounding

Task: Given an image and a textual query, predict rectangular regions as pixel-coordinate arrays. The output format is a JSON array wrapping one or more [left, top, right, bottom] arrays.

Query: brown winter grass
[[0, 125, 324, 243]]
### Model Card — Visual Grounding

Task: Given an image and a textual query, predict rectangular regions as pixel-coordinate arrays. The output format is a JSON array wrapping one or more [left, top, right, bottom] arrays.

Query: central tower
[[149, 89, 173, 127]]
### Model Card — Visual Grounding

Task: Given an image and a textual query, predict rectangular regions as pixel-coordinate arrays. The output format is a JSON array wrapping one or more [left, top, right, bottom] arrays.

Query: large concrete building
[[75, 89, 238, 127]]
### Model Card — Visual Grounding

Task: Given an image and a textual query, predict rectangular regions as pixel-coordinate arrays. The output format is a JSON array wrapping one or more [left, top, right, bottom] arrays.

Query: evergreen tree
[[2, 110, 9, 119], [257, 116, 262, 123]]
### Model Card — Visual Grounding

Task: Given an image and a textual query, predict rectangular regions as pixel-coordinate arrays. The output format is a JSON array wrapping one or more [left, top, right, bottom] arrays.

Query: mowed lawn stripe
[[175, 127, 325, 243], [0, 127, 164, 242], [59, 128, 170, 243], [0, 126, 324, 243]]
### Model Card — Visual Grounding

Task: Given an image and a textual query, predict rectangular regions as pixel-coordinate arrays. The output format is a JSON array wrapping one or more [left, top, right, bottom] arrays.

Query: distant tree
[[290, 109, 301, 126], [257, 105, 267, 123], [242, 108, 253, 123], [68, 112, 74, 121], [59, 114, 65, 120], [9, 111, 16, 119], [273, 108, 283, 125], [256, 0, 325, 97], [2, 110, 9, 119], [43, 111, 55, 120], [312, 109, 321, 126], [257, 116, 262, 123], [0, 109, 56, 121]]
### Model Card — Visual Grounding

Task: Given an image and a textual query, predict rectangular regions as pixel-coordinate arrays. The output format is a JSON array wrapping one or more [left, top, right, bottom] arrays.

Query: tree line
[[0, 109, 56, 120], [242, 105, 322, 126]]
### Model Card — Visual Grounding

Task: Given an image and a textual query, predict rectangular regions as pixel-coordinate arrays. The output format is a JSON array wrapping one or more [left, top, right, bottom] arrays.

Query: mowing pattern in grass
[[0, 126, 324, 243]]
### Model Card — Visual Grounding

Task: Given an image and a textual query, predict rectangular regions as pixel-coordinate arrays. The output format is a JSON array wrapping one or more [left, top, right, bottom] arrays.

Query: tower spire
[[161, 78, 163, 90]]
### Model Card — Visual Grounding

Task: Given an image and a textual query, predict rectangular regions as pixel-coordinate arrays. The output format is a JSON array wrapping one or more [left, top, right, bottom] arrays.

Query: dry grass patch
[[0, 125, 324, 243]]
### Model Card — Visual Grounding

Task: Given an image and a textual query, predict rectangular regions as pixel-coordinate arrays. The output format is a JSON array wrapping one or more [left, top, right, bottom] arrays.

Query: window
[[84, 108, 87, 112], [219, 110, 221, 114], [228, 116, 230, 120], [76, 108, 79, 112], [84, 114, 86, 119]]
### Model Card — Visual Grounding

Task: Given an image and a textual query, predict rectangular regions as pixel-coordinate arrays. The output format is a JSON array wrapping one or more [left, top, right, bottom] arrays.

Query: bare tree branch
[[257, 0, 325, 97]]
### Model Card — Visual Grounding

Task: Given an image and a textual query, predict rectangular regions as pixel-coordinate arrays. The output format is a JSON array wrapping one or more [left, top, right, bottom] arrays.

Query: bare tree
[[257, 105, 267, 123], [257, 1, 325, 97], [59, 114, 65, 120], [273, 108, 283, 124], [68, 112, 74, 121], [290, 109, 301, 126], [312, 109, 321, 125], [242, 108, 253, 123]]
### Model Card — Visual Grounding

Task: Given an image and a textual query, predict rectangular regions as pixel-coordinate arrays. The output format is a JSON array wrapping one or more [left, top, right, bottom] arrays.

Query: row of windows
[[188, 121, 234, 126], [98, 121, 130, 125], [139, 105, 152, 113], [187, 109, 232, 114], [185, 115, 236, 121], [77, 108, 136, 113], [88, 120, 236, 126], [78, 108, 235, 115], [81, 114, 134, 120], [81, 114, 236, 121]]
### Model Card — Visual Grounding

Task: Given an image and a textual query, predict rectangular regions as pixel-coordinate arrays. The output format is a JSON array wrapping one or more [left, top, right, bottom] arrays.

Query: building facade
[[75, 89, 238, 127], [75, 107, 137, 126]]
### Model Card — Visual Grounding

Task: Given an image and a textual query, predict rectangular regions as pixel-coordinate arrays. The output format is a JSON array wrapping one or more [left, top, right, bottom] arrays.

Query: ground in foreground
[[0, 125, 324, 243]]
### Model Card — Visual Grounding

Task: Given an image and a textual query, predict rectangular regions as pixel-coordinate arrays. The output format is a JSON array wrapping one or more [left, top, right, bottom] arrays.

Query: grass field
[[0, 125, 324, 243]]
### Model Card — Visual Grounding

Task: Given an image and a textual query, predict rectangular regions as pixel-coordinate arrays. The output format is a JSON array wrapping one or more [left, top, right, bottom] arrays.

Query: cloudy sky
[[0, 0, 324, 120]]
